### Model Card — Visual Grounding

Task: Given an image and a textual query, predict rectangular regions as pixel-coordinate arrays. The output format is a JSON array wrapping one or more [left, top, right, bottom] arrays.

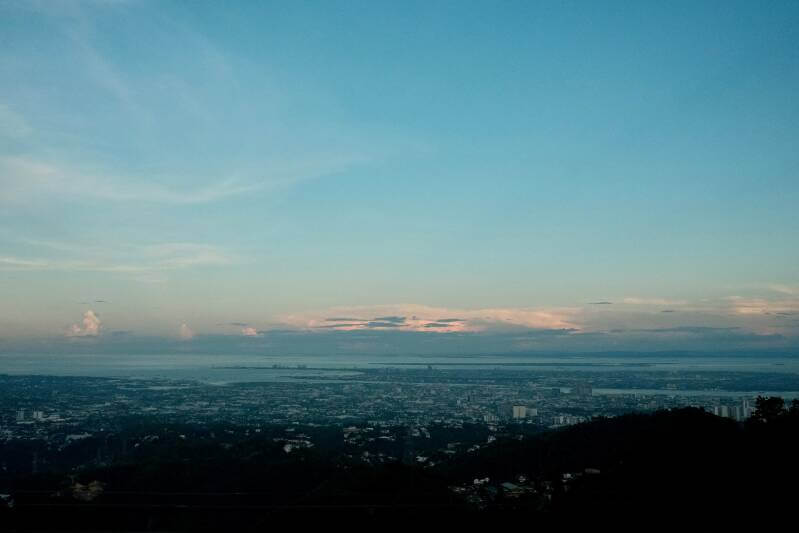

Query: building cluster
[[450, 468, 605, 509], [0, 371, 768, 450], [16, 409, 49, 423], [711, 399, 753, 422]]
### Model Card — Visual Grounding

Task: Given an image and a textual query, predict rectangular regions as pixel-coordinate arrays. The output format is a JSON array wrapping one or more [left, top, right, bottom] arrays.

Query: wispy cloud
[[0, 256, 49, 268], [0, 151, 371, 207], [0, 2, 375, 209], [0, 240, 233, 278], [0, 4, 373, 209], [768, 284, 799, 296], [0, 156, 259, 206]]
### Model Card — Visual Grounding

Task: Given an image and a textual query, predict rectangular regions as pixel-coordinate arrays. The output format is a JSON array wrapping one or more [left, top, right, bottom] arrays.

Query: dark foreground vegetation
[[2, 398, 798, 529]]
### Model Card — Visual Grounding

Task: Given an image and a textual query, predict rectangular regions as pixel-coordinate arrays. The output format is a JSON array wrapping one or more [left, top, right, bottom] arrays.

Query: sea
[[1, 351, 799, 398]]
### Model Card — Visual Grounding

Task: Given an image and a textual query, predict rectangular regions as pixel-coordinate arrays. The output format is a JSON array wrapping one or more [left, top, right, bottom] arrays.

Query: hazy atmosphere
[[4, 2, 799, 526]]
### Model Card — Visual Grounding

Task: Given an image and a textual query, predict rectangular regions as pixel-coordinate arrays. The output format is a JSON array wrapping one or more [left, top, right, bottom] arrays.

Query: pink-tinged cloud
[[179, 323, 194, 340], [280, 304, 581, 333], [241, 327, 258, 336], [67, 310, 101, 337], [727, 296, 799, 316]]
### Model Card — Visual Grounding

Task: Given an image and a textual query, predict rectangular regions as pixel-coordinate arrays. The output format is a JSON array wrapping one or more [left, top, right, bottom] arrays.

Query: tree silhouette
[[752, 396, 785, 423]]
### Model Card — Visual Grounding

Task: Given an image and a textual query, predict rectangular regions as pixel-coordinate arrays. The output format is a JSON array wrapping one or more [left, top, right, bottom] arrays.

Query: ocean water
[[1, 352, 798, 383]]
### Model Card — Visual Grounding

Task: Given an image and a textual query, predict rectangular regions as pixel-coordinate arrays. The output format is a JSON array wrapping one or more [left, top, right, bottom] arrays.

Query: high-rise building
[[742, 398, 752, 419]]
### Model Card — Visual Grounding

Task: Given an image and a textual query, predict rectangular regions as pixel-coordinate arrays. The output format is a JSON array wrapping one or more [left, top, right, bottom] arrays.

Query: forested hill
[[444, 402, 799, 513], [2, 401, 798, 528]]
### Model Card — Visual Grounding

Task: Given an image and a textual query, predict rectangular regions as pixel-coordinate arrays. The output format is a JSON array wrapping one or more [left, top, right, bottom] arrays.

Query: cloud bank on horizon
[[284, 304, 579, 333], [43, 290, 799, 352], [0, 2, 797, 352]]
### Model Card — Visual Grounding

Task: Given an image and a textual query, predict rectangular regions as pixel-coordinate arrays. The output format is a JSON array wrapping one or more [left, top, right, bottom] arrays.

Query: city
[[2, 0, 798, 526], [1, 365, 788, 511]]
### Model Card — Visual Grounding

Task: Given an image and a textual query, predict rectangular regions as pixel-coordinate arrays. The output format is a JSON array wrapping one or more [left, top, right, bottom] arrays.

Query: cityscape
[[1, 364, 788, 504], [2, 0, 798, 526], [4, 367, 780, 439]]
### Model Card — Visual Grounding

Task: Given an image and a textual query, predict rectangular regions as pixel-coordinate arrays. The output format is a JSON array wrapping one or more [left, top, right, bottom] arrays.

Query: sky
[[1, 0, 798, 354]]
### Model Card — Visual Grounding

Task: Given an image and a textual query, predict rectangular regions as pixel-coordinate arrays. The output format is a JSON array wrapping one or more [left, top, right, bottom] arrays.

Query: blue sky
[[0, 0, 797, 352]]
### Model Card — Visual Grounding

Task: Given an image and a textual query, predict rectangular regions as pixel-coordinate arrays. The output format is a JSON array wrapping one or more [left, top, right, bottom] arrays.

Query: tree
[[751, 396, 785, 423]]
